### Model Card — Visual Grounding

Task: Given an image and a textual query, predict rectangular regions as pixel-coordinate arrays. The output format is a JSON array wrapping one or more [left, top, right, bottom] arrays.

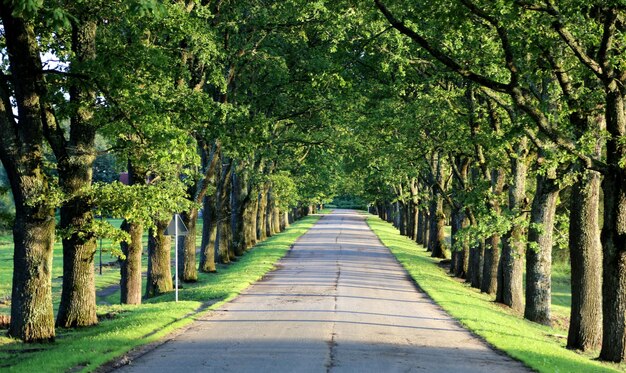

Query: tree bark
[[179, 209, 198, 282], [599, 86, 626, 362], [10, 212, 56, 342], [119, 161, 145, 304], [215, 160, 233, 264], [244, 195, 258, 250], [55, 18, 99, 329], [496, 138, 528, 312], [257, 185, 269, 241], [524, 172, 559, 326], [120, 220, 143, 305], [567, 166, 603, 351], [1, 6, 56, 342], [199, 193, 217, 272], [146, 219, 173, 297], [481, 169, 505, 295]]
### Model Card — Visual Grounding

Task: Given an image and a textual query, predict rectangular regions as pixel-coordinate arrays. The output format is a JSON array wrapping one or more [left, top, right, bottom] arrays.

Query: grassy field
[[0, 214, 321, 372], [367, 214, 624, 373], [0, 219, 206, 315]]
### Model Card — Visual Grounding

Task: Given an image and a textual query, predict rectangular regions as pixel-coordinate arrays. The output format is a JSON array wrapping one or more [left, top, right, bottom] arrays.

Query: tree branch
[[374, 0, 511, 92]]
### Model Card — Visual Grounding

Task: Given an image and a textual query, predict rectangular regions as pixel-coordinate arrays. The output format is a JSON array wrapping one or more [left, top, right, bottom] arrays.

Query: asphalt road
[[117, 210, 528, 373]]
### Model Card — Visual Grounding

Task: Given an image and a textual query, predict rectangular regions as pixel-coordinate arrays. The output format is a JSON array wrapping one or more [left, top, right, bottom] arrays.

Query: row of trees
[[339, 0, 625, 363], [0, 0, 343, 343], [2, 0, 625, 365]]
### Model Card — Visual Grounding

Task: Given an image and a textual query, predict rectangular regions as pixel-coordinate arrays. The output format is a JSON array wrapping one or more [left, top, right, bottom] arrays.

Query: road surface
[[117, 210, 528, 373]]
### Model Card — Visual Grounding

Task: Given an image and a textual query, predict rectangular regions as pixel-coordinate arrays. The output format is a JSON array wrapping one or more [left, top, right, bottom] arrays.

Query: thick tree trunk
[[257, 186, 268, 241], [215, 163, 233, 264], [273, 207, 282, 233], [430, 198, 448, 259], [599, 87, 626, 362], [496, 138, 528, 312], [55, 18, 98, 329], [524, 173, 559, 326], [265, 188, 274, 237], [10, 212, 56, 342], [450, 208, 460, 274], [411, 202, 419, 241], [416, 208, 424, 244], [57, 188, 97, 327], [481, 169, 505, 295], [481, 234, 500, 295], [230, 170, 246, 257], [459, 214, 470, 278], [146, 219, 173, 297], [567, 167, 602, 351], [469, 238, 485, 289], [244, 196, 258, 250], [1, 7, 56, 342], [199, 193, 217, 272], [422, 208, 430, 250], [180, 209, 198, 282], [120, 220, 143, 305]]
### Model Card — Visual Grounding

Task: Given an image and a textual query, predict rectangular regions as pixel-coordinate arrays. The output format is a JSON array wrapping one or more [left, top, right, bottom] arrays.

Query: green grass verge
[[0, 214, 321, 372], [366, 214, 624, 373]]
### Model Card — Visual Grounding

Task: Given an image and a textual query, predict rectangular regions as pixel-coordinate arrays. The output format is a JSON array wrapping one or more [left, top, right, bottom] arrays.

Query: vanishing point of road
[[117, 210, 528, 373]]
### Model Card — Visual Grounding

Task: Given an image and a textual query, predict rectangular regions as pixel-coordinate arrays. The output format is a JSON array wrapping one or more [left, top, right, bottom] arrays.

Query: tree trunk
[[55, 18, 98, 329], [524, 173, 559, 326], [430, 195, 448, 259], [199, 193, 217, 272], [9, 212, 56, 342], [599, 87, 626, 362], [257, 186, 268, 241], [230, 169, 246, 257], [451, 208, 469, 278], [469, 238, 485, 289], [417, 208, 424, 244], [180, 209, 198, 282], [481, 169, 505, 295], [244, 196, 258, 250], [120, 220, 143, 305], [146, 219, 173, 297], [567, 166, 602, 351], [496, 138, 528, 312], [265, 188, 273, 237], [481, 234, 500, 295], [1, 7, 56, 342], [422, 208, 430, 250], [273, 207, 281, 233], [215, 160, 233, 264]]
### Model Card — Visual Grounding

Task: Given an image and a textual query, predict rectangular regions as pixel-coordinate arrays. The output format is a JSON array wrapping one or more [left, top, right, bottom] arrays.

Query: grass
[[0, 219, 207, 314], [366, 214, 624, 373], [0, 214, 321, 372]]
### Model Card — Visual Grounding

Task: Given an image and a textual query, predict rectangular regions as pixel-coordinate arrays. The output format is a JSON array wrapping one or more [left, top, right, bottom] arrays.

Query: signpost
[[164, 214, 188, 302]]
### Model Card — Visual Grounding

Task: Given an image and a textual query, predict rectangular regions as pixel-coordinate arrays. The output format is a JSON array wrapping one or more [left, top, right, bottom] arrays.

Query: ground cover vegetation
[[0, 0, 625, 370]]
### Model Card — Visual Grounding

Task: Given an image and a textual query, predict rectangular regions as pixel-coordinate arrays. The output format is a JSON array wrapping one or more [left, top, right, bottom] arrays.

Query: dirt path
[[115, 210, 529, 373]]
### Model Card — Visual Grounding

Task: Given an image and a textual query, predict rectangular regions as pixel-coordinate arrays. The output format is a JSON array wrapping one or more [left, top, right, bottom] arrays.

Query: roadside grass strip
[[0, 214, 321, 372], [366, 214, 624, 373]]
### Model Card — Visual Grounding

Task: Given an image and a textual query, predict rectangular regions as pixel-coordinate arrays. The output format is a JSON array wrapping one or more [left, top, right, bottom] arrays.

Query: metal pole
[[99, 215, 103, 275], [175, 213, 179, 302]]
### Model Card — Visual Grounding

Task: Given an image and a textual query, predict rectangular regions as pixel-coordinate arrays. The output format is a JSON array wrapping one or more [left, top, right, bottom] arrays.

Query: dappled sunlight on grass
[[367, 215, 623, 373]]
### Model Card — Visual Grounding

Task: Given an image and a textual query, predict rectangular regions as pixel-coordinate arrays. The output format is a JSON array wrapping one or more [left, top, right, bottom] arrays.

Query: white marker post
[[175, 213, 179, 302], [165, 214, 188, 303]]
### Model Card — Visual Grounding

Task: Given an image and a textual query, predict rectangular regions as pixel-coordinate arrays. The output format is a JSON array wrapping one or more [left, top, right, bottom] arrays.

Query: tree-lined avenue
[[117, 210, 527, 373]]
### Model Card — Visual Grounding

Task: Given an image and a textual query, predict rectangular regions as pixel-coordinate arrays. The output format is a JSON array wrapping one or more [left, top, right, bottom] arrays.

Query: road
[[117, 210, 528, 373]]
